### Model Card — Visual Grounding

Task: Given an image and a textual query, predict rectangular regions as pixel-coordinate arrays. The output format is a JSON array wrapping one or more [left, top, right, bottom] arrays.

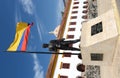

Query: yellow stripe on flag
[[7, 22, 28, 51]]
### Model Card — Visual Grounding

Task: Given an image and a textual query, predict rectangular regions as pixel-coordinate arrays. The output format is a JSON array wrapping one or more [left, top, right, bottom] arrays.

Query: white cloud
[[15, 12, 22, 24], [19, 0, 34, 15], [32, 54, 44, 78], [15, 0, 44, 50], [17, 0, 44, 41], [15, 4, 22, 24], [36, 21, 43, 41], [35, 14, 45, 41], [56, 0, 64, 24]]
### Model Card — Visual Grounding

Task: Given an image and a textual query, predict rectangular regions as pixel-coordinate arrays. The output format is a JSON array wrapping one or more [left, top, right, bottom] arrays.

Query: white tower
[[49, 25, 60, 37]]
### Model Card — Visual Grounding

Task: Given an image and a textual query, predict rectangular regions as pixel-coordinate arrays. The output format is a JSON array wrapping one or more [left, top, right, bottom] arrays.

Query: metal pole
[[3, 51, 80, 55]]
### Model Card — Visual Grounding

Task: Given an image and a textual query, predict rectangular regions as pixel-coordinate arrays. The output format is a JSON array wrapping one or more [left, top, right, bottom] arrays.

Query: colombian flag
[[7, 22, 33, 51]]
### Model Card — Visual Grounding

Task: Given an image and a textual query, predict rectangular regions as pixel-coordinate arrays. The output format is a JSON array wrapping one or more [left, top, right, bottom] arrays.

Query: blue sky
[[0, 0, 64, 78]]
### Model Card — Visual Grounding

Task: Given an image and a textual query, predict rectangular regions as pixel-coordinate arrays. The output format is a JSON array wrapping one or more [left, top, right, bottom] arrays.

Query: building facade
[[81, 0, 120, 78], [46, 0, 120, 78], [46, 0, 85, 78]]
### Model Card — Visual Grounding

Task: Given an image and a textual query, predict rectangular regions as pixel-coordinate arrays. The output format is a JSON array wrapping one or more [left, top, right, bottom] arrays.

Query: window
[[91, 53, 103, 61], [74, 2, 79, 4], [82, 10, 88, 13], [82, 15, 88, 19], [76, 76, 84, 78], [68, 28, 75, 31], [60, 62, 70, 69], [67, 35, 74, 39], [91, 22, 103, 35], [72, 11, 78, 14], [77, 64, 85, 72], [73, 6, 79, 9], [58, 74, 68, 78], [83, 5, 88, 8], [71, 16, 77, 19], [83, 1, 88, 4], [69, 22, 76, 25], [62, 53, 71, 57], [78, 53, 82, 59]]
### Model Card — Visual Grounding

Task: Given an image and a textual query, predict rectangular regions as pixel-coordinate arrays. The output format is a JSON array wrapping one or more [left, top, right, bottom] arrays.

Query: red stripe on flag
[[21, 26, 31, 51]]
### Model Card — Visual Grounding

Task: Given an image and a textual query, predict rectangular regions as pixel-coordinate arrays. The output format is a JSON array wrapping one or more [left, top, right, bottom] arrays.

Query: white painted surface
[[53, 0, 86, 78]]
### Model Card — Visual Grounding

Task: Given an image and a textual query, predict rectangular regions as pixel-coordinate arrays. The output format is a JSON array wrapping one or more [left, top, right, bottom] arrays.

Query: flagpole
[[3, 51, 80, 55]]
